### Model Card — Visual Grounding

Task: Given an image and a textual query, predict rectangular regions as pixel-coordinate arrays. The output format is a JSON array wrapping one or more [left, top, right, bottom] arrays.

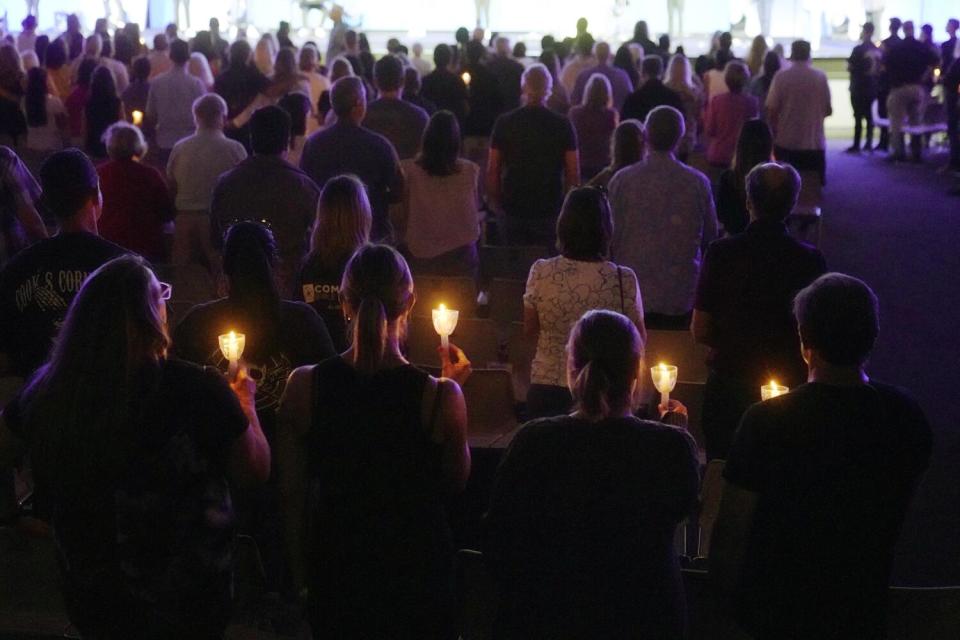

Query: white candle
[[760, 380, 789, 401], [432, 303, 459, 352], [218, 331, 246, 379], [132, 110, 143, 126], [650, 363, 678, 407], [461, 71, 471, 87]]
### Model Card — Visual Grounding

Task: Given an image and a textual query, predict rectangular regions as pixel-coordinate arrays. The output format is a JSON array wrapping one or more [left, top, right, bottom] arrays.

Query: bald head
[[193, 93, 228, 130], [522, 64, 553, 104], [595, 41, 611, 64], [746, 162, 801, 221], [645, 106, 685, 152]]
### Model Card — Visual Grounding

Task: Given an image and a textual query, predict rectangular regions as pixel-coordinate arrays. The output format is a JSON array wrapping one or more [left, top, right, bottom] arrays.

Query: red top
[[97, 159, 174, 262], [705, 92, 759, 167]]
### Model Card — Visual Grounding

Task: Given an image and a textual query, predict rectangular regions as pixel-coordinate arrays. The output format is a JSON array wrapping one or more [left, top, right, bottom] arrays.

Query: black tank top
[[305, 356, 455, 638]]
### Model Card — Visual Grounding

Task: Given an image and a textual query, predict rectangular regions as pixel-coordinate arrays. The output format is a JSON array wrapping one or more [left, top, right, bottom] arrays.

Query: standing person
[[460, 40, 503, 178], [44, 40, 72, 100], [705, 61, 758, 168], [299, 45, 329, 136], [0, 150, 125, 379], [710, 273, 931, 639], [403, 67, 437, 115], [84, 66, 123, 159], [559, 35, 596, 97], [363, 54, 429, 161], [121, 57, 152, 123], [570, 41, 634, 111], [399, 111, 481, 279], [693, 163, 826, 459], [167, 94, 247, 270], [746, 35, 769, 77], [538, 50, 571, 116], [22, 67, 67, 168], [714, 119, 774, 234], [485, 309, 698, 638], [148, 34, 173, 79], [71, 34, 130, 95], [884, 22, 939, 163], [277, 244, 471, 639], [410, 43, 433, 78], [748, 51, 781, 122], [300, 77, 404, 242], [296, 175, 371, 352], [487, 36, 526, 111], [586, 119, 645, 189], [487, 64, 579, 247], [0, 147, 48, 265], [214, 40, 269, 149], [211, 106, 320, 296], [0, 255, 270, 638], [941, 18, 959, 72], [146, 39, 207, 166], [64, 59, 97, 146], [62, 14, 84, 61], [766, 41, 832, 185], [0, 45, 27, 148], [608, 106, 717, 329], [944, 35, 960, 177], [522, 188, 645, 419], [665, 54, 703, 160], [876, 17, 903, 152], [97, 123, 174, 262], [569, 74, 619, 182], [421, 44, 469, 128], [847, 22, 881, 153], [621, 56, 684, 124]]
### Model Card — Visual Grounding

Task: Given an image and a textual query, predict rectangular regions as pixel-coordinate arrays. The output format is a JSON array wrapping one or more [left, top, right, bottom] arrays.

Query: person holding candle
[[277, 243, 471, 638], [0, 255, 271, 637], [485, 309, 698, 638], [524, 186, 646, 419], [692, 162, 826, 460], [710, 273, 932, 640]]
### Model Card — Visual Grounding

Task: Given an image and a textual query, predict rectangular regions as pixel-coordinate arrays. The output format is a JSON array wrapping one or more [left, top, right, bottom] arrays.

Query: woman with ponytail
[[485, 309, 699, 639], [278, 243, 471, 638]]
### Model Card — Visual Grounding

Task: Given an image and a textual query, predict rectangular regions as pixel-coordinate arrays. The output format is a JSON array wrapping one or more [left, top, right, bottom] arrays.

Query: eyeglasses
[[158, 281, 173, 301]]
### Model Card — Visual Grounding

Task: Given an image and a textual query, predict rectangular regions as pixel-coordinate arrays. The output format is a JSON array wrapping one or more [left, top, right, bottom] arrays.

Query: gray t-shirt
[[363, 98, 429, 160]]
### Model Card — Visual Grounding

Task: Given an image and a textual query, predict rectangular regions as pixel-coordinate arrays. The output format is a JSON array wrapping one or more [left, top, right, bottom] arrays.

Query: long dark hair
[[759, 50, 781, 94], [613, 45, 640, 88], [417, 110, 461, 177], [732, 119, 774, 187], [222, 222, 283, 358], [19, 256, 169, 501], [25, 67, 48, 127]]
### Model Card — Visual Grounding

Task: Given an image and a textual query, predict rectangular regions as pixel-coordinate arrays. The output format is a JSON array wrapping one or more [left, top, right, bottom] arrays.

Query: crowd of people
[[0, 9, 944, 639]]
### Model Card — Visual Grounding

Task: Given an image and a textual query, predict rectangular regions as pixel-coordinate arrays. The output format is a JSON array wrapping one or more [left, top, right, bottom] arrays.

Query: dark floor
[[817, 142, 960, 586]]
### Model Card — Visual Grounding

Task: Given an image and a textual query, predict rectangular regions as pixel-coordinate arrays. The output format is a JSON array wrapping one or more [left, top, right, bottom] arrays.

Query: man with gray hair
[[300, 76, 403, 241], [608, 105, 716, 328], [487, 64, 579, 247], [167, 93, 247, 268], [146, 38, 207, 162], [692, 162, 826, 459]]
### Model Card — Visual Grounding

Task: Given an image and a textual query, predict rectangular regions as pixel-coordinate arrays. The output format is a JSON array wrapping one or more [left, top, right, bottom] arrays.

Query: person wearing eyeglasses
[[0, 149, 126, 380]]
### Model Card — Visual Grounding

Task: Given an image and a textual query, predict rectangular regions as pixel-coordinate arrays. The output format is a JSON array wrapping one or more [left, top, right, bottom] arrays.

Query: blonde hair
[[583, 73, 612, 110], [665, 54, 694, 91], [309, 174, 372, 272], [188, 52, 214, 88]]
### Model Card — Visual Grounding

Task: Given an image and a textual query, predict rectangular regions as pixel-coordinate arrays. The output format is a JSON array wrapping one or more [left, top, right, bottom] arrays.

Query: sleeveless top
[[305, 356, 456, 638]]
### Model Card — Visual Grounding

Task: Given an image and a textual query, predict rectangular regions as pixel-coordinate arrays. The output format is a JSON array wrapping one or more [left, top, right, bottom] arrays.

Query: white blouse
[[524, 256, 644, 387]]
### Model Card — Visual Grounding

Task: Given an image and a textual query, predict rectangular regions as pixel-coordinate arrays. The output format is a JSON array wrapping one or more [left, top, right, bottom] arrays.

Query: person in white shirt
[[766, 40, 832, 184], [16, 16, 38, 55], [166, 93, 247, 270], [70, 34, 129, 94], [410, 43, 433, 78], [299, 45, 329, 135], [560, 36, 597, 97], [146, 39, 207, 159]]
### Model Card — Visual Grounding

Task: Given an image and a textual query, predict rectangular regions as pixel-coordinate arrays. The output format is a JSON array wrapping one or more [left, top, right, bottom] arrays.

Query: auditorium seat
[[488, 278, 526, 324], [456, 549, 498, 640], [643, 330, 709, 384], [696, 459, 726, 559], [413, 276, 477, 318], [479, 244, 549, 281], [461, 369, 518, 436]]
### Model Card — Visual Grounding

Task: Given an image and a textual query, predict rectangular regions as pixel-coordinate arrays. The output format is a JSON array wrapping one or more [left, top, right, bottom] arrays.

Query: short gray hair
[[331, 76, 366, 117], [746, 162, 800, 220], [104, 121, 148, 160], [522, 63, 552, 101], [192, 93, 227, 129], [645, 105, 685, 152]]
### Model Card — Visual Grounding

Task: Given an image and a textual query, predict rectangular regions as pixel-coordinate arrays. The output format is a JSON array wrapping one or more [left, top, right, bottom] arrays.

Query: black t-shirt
[[490, 105, 577, 220], [462, 63, 504, 137], [724, 381, 932, 639], [848, 41, 880, 95], [620, 79, 685, 124], [296, 253, 350, 352], [0, 232, 126, 377], [484, 415, 700, 638], [172, 297, 335, 441], [5, 358, 248, 635], [885, 37, 938, 88], [420, 68, 468, 126]]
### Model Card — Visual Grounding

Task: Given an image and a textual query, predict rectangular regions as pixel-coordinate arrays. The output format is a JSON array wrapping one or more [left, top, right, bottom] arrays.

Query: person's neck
[[59, 215, 97, 235], [379, 90, 401, 100], [648, 149, 675, 160], [197, 126, 223, 135], [524, 98, 546, 108], [571, 405, 633, 422], [344, 322, 408, 368], [808, 363, 869, 386]]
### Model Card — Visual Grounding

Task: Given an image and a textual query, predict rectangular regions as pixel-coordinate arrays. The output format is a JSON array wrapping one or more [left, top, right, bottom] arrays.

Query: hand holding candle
[[650, 363, 678, 407], [218, 331, 246, 379], [761, 380, 789, 401], [432, 303, 459, 351]]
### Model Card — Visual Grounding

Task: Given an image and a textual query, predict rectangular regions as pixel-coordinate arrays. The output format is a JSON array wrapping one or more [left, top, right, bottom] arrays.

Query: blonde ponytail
[[353, 297, 387, 374]]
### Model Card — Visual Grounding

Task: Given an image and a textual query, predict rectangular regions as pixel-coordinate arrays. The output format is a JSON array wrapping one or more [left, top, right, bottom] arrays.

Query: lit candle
[[650, 362, 678, 407], [218, 331, 246, 378], [760, 380, 789, 401], [461, 71, 471, 87], [432, 303, 459, 351], [132, 110, 143, 126]]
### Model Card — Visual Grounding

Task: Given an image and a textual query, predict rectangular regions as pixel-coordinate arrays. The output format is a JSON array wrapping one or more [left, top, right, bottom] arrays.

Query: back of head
[[434, 43, 452, 69], [466, 40, 486, 66], [169, 39, 190, 66], [863, 22, 876, 38], [251, 105, 291, 155], [153, 33, 168, 52], [105, 121, 148, 161], [556, 186, 613, 261], [762, 50, 782, 78], [277, 92, 310, 138], [331, 75, 366, 118], [733, 118, 773, 176], [84, 34, 103, 58], [724, 60, 750, 93], [76, 58, 98, 87], [745, 161, 800, 221], [340, 244, 413, 373], [513, 42, 527, 58], [576, 34, 595, 57], [666, 54, 692, 87], [594, 41, 611, 63], [132, 56, 151, 82], [903, 21, 915, 38], [229, 40, 252, 69], [222, 221, 279, 302], [521, 63, 552, 103], [645, 105, 685, 152], [583, 73, 612, 109], [89, 65, 117, 101], [418, 110, 461, 176], [612, 119, 645, 169], [311, 174, 372, 269], [719, 32, 733, 50], [46, 39, 67, 69], [567, 310, 643, 417], [330, 57, 354, 82], [455, 27, 470, 46], [274, 47, 298, 78], [192, 93, 227, 129], [299, 45, 318, 71], [889, 17, 902, 34], [641, 55, 663, 79], [790, 40, 811, 62], [634, 21, 649, 41], [794, 273, 878, 367], [39, 149, 99, 220], [404, 67, 422, 94], [374, 54, 404, 92]]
